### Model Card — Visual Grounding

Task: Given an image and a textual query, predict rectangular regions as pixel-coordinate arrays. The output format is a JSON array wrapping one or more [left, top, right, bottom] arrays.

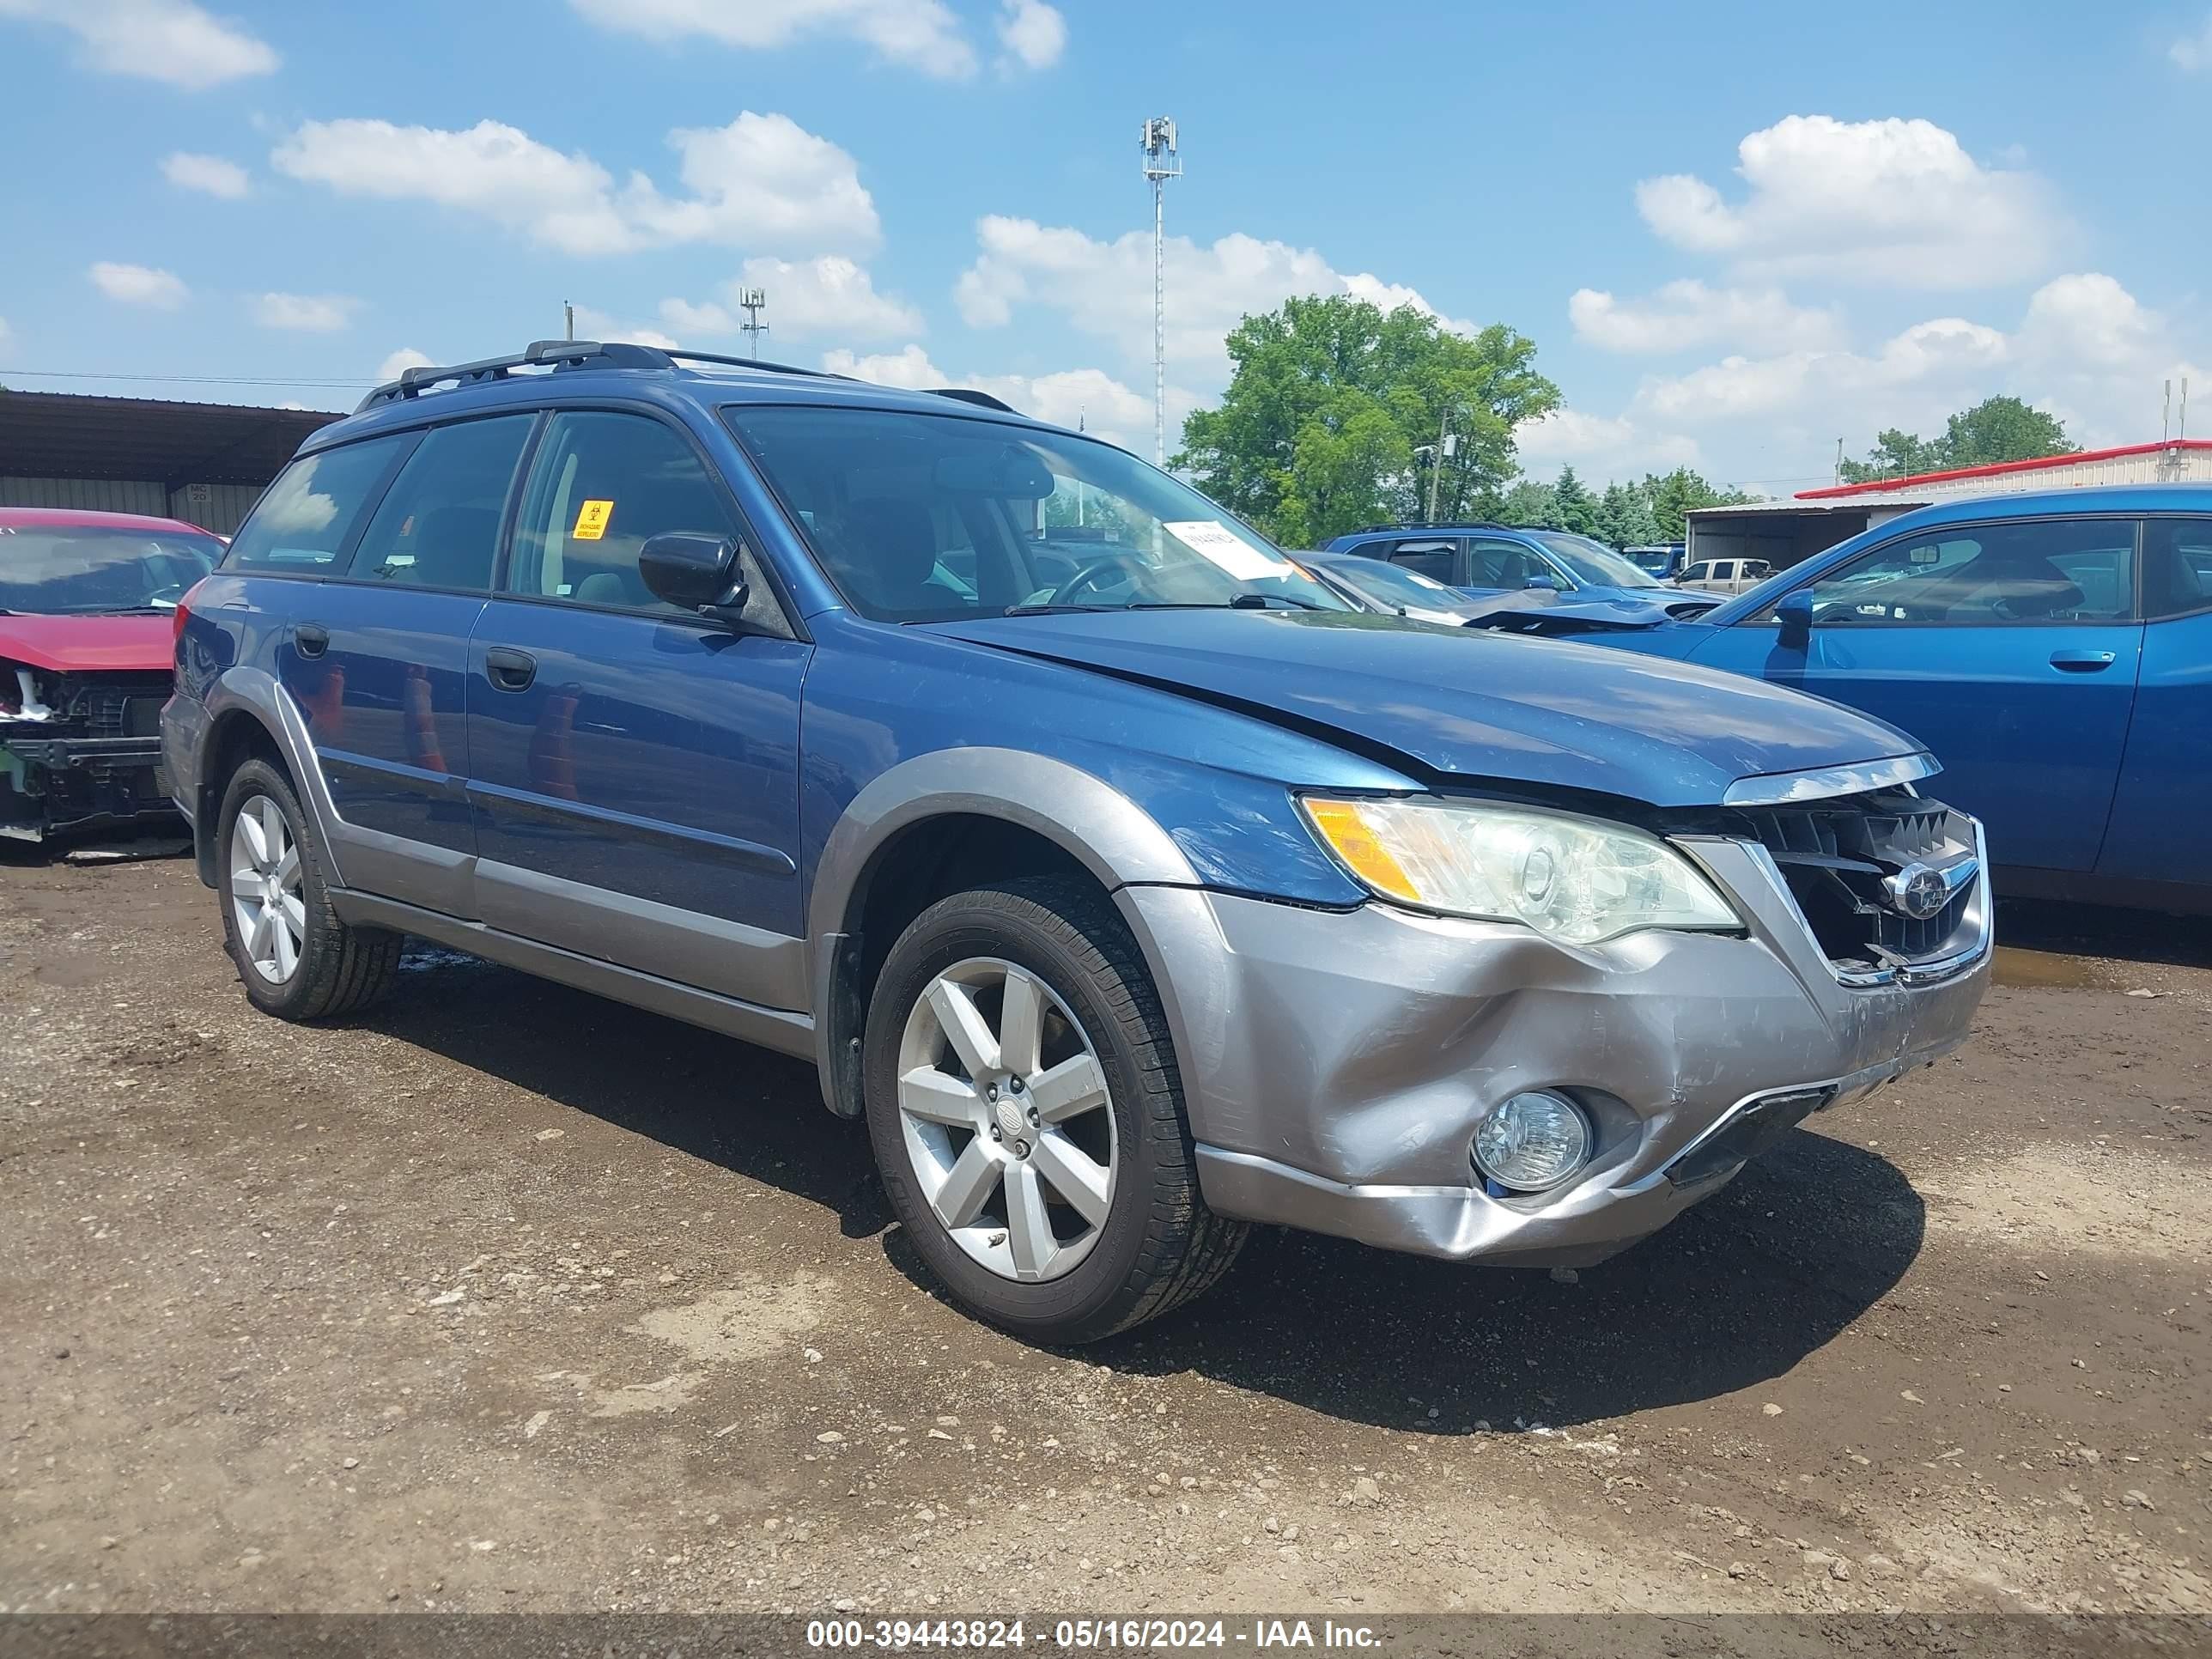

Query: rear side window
[[1383, 539, 1457, 582], [348, 416, 534, 589], [224, 436, 408, 572], [2144, 520, 2212, 620]]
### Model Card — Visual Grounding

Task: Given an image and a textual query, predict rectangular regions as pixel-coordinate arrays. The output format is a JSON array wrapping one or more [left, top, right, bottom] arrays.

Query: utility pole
[[1833, 436, 1843, 486], [1426, 407, 1452, 523], [1140, 118, 1181, 467], [737, 288, 769, 360], [563, 300, 574, 343]]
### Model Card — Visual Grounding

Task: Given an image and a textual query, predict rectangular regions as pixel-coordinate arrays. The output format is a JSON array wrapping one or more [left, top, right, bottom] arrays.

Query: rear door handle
[[483, 646, 538, 692], [293, 623, 329, 659], [2049, 649, 2117, 672]]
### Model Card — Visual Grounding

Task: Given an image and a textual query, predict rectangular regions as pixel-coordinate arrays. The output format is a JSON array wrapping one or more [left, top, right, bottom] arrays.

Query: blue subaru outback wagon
[[164, 341, 1988, 1342]]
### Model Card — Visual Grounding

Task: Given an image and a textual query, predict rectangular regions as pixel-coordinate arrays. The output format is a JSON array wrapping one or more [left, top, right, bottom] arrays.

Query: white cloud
[[0, 0, 276, 88], [89, 260, 187, 307], [821, 345, 1182, 451], [161, 150, 249, 198], [1548, 272, 2203, 489], [956, 216, 1470, 382], [270, 112, 878, 258], [1635, 115, 2060, 289], [569, 0, 975, 77], [374, 347, 434, 383], [1514, 408, 1703, 480], [2170, 11, 2212, 70], [995, 0, 1064, 70], [1568, 280, 1843, 356], [661, 256, 920, 343], [568, 305, 680, 351], [255, 292, 359, 332]]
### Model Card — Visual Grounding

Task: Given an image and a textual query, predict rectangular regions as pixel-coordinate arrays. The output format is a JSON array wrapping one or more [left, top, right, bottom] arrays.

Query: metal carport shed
[[0, 389, 340, 535]]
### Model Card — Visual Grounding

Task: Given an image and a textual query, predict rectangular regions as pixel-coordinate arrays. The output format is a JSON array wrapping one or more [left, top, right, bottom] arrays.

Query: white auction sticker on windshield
[[1164, 520, 1294, 583]]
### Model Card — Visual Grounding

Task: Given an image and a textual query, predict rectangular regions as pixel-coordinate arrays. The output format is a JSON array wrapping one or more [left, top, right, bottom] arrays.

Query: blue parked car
[[1322, 522, 1722, 617], [1583, 487, 2212, 915], [162, 341, 1986, 1341]]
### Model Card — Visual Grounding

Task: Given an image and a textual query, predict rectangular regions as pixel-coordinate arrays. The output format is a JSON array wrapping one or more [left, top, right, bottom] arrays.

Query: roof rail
[[929, 387, 1018, 414], [355, 340, 670, 411], [1342, 520, 1511, 536], [658, 348, 855, 382]]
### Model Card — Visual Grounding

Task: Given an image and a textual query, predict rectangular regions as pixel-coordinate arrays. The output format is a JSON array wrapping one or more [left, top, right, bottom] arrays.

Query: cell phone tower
[[1140, 118, 1180, 466], [737, 288, 769, 361]]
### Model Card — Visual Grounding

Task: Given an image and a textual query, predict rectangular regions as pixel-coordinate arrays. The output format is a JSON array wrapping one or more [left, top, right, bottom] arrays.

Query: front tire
[[216, 757, 401, 1021], [863, 878, 1245, 1343]]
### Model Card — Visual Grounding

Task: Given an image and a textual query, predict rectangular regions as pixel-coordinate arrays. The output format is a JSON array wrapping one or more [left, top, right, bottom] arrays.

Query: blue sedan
[[1588, 485, 2212, 913]]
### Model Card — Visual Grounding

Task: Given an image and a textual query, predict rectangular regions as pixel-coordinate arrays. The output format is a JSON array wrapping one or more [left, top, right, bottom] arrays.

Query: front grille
[[81, 677, 171, 740], [1736, 787, 1977, 974]]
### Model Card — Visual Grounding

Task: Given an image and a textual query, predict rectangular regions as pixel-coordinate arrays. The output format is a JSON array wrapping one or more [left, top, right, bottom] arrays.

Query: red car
[[1, 507, 223, 842]]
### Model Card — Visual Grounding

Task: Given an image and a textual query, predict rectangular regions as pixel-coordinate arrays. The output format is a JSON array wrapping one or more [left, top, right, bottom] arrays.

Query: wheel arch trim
[[806, 747, 1206, 1118]]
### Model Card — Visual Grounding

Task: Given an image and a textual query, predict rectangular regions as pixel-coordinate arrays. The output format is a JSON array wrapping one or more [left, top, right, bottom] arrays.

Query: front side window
[[2144, 520, 2212, 620], [506, 411, 740, 617], [722, 405, 1345, 623], [225, 436, 410, 572], [348, 416, 534, 589], [0, 523, 223, 614], [1759, 519, 2136, 625], [1468, 537, 1550, 589]]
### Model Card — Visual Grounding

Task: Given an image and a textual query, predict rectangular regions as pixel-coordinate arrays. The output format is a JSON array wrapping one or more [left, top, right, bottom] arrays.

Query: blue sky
[[2, 0, 2207, 493]]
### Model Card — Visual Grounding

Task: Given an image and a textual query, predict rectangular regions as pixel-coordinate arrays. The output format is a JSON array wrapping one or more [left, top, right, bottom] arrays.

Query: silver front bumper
[[1119, 832, 1990, 1267]]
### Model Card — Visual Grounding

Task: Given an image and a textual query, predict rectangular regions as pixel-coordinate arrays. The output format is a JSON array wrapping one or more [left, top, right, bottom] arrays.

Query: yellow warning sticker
[[572, 499, 614, 541]]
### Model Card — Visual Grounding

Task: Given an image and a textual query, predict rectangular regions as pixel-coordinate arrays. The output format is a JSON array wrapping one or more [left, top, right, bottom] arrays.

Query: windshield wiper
[[1129, 593, 1327, 612], [1000, 602, 1119, 617]]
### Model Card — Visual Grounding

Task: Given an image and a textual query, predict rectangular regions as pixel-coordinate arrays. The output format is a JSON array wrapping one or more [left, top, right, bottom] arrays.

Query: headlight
[[1299, 795, 1739, 945]]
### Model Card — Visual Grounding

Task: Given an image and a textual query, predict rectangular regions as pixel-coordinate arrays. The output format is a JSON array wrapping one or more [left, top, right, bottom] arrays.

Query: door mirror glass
[[1777, 588, 1814, 650], [640, 532, 744, 617]]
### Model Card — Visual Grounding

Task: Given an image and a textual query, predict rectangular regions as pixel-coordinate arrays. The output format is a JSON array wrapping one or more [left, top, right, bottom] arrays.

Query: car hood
[[933, 608, 1925, 809], [0, 614, 173, 674], [1460, 589, 1711, 634]]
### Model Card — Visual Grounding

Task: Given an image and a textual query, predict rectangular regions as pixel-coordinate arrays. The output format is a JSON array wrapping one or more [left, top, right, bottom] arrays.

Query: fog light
[[1474, 1091, 1591, 1193]]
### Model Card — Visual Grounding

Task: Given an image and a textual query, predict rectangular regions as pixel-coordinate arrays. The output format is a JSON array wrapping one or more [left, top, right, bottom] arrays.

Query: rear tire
[[863, 877, 1245, 1343], [216, 757, 401, 1021]]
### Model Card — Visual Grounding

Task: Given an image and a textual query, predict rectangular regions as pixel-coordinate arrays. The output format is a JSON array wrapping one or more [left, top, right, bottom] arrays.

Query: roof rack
[[1342, 520, 1512, 536], [354, 339, 1018, 419]]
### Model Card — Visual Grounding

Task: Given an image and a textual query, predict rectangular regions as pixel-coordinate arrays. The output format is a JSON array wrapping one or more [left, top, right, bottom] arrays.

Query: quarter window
[[347, 416, 534, 589], [1759, 520, 2136, 625], [505, 412, 740, 617], [224, 437, 409, 572]]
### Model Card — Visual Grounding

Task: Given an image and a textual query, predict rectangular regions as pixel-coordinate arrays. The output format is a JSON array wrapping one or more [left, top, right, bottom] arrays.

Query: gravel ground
[[2, 852, 2207, 1620]]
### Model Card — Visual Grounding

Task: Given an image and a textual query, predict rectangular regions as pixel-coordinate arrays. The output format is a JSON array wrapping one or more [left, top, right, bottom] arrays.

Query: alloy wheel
[[228, 794, 306, 984], [895, 957, 1117, 1283]]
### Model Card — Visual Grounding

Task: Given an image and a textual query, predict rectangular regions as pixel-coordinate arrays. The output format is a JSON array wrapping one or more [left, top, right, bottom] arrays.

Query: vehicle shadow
[[1995, 896, 2212, 972], [367, 945, 1923, 1434]]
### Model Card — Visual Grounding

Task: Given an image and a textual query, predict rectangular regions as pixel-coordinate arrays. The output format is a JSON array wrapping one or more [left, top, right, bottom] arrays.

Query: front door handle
[[2049, 649, 2117, 672], [483, 647, 538, 692], [294, 623, 329, 659]]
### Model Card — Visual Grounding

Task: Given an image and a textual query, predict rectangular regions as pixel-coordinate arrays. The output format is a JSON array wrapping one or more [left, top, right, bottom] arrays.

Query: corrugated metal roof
[[0, 389, 342, 484], [1795, 439, 2212, 501]]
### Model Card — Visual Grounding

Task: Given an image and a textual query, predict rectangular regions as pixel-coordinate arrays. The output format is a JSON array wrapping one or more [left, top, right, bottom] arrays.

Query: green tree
[[1838, 396, 2074, 483], [1550, 465, 1599, 538], [1176, 294, 1559, 546], [1498, 477, 1558, 529], [1644, 466, 1754, 539]]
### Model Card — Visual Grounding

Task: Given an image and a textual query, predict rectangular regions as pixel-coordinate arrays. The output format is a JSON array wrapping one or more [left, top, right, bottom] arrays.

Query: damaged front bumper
[[1123, 830, 1990, 1268], [3, 670, 181, 842]]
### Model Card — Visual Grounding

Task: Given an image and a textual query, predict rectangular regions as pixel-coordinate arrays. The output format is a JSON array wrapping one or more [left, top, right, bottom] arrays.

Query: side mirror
[[1776, 588, 1814, 652], [640, 532, 750, 625], [1522, 574, 1553, 591]]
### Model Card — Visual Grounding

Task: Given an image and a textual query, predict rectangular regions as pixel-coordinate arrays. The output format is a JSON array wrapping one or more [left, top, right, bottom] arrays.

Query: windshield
[[0, 524, 222, 615], [723, 405, 1347, 622], [1533, 532, 1662, 589], [1325, 557, 1464, 611], [1624, 548, 1673, 574]]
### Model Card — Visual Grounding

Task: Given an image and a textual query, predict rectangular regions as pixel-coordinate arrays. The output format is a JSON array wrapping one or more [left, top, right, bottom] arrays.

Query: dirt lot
[[2, 851, 2208, 1620]]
